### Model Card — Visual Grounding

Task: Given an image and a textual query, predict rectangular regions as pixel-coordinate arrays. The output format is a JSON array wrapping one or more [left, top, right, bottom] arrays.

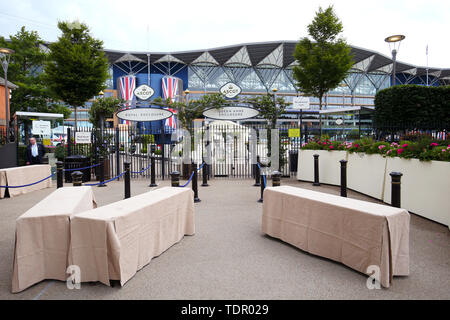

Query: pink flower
[[354, 144, 359, 148], [442, 149, 447, 152], [402, 144, 408, 148], [430, 143, 438, 147], [397, 148, 404, 155], [386, 150, 392, 155], [329, 145, 334, 149], [378, 145, 386, 150]]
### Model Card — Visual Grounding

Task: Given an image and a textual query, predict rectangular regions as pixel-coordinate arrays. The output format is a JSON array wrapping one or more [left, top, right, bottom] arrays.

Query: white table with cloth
[[12, 186, 97, 293], [262, 186, 410, 288], [0, 165, 53, 199], [70, 187, 195, 287]]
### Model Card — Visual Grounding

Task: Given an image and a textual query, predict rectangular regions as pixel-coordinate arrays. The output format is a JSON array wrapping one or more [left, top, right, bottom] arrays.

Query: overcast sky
[[0, 0, 448, 68]]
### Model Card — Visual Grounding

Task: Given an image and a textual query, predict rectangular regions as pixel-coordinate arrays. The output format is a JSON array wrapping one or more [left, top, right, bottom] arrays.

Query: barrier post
[[170, 171, 180, 187], [192, 162, 201, 203], [201, 162, 209, 187], [56, 161, 63, 189], [254, 156, 261, 187], [390, 172, 403, 208], [98, 156, 106, 187], [124, 162, 131, 199], [272, 171, 281, 187], [340, 160, 347, 197], [258, 163, 266, 203], [71, 171, 83, 187], [313, 154, 320, 186], [149, 155, 157, 187]]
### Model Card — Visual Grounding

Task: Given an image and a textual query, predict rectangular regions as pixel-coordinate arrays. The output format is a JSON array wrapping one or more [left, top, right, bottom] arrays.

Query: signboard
[[116, 108, 173, 122], [290, 96, 310, 110], [203, 105, 259, 120], [134, 84, 155, 100], [75, 132, 91, 144], [288, 128, 300, 138], [32, 120, 51, 135], [219, 82, 242, 99], [336, 119, 344, 125]]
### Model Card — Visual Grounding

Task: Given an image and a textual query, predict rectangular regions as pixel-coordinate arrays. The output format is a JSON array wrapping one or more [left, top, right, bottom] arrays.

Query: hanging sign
[[116, 107, 173, 122], [203, 104, 259, 120], [220, 82, 242, 99], [288, 128, 300, 138], [32, 120, 51, 135], [290, 96, 310, 110], [134, 84, 155, 100], [75, 132, 92, 144]]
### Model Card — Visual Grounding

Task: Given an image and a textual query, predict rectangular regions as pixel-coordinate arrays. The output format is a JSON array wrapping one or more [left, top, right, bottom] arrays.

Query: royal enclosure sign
[[116, 108, 173, 122], [203, 104, 259, 120], [220, 82, 242, 99], [134, 85, 155, 100], [290, 96, 310, 110]]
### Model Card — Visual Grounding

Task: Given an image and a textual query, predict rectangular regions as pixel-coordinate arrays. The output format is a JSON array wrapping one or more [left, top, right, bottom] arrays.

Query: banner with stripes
[[162, 76, 182, 131], [118, 76, 136, 125]]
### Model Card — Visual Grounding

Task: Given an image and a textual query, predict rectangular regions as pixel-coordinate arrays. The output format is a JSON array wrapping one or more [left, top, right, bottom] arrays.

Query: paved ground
[[1, 178, 449, 300]]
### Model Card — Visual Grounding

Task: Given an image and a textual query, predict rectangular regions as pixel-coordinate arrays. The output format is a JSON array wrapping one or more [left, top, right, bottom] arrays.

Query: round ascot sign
[[134, 85, 154, 100], [336, 119, 344, 125], [116, 108, 173, 122], [203, 104, 259, 121], [220, 82, 242, 99]]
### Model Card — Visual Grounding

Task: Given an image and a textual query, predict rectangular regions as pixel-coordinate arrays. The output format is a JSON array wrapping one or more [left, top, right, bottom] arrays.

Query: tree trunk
[[74, 106, 78, 132], [319, 96, 323, 139]]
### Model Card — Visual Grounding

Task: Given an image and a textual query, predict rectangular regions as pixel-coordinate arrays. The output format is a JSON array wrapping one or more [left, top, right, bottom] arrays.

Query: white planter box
[[297, 150, 347, 185], [347, 153, 387, 201], [383, 157, 450, 227]]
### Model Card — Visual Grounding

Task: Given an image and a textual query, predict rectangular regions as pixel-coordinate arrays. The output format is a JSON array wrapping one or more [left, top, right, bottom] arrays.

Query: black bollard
[[170, 171, 180, 187], [254, 156, 261, 187], [340, 160, 347, 197], [192, 162, 201, 203], [98, 156, 106, 187], [313, 154, 320, 186], [56, 161, 63, 189], [272, 171, 281, 187], [149, 156, 157, 187], [258, 171, 266, 203], [71, 171, 83, 187], [124, 162, 131, 199], [201, 162, 209, 187], [390, 172, 403, 208]]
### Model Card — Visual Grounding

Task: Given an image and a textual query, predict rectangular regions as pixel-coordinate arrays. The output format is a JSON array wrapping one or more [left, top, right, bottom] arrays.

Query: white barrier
[[297, 150, 450, 228]]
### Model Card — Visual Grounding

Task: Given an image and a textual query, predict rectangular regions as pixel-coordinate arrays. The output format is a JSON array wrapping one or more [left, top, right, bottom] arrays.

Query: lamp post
[[384, 35, 405, 87], [0, 47, 14, 142], [271, 88, 278, 128]]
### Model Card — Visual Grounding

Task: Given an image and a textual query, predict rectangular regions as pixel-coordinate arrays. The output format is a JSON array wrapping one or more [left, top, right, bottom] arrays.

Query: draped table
[[0, 165, 52, 199], [12, 186, 97, 293], [262, 186, 410, 288], [70, 187, 195, 287]]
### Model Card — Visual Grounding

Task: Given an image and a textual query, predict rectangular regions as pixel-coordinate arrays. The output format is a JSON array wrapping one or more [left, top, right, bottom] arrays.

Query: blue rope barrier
[[84, 172, 126, 186], [131, 163, 152, 174], [180, 171, 195, 188], [197, 162, 206, 171], [0, 173, 55, 188], [64, 163, 100, 172]]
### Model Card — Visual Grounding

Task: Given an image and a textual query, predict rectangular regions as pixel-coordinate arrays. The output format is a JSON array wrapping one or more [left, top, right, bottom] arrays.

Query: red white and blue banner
[[118, 76, 136, 125], [162, 76, 181, 131]]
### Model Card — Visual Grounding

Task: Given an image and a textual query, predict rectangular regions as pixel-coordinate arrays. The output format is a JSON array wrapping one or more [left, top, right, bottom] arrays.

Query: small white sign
[[220, 82, 242, 99], [116, 108, 173, 122], [291, 96, 310, 110], [75, 132, 91, 144], [203, 105, 259, 120], [32, 120, 51, 135], [134, 84, 155, 100], [336, 119, 344, 125]]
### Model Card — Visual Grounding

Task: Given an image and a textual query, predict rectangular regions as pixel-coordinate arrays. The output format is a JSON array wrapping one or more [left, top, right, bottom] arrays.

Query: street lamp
[[385, 35, 405, 86], [0, 47, 15, 142]]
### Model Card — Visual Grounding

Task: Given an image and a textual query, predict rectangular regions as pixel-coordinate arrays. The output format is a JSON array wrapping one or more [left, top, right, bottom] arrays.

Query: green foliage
[[0, 27, 71, 120], [54, 144, 66, 160], [301, 136, 450, 162], [292, 6, 353, 137], [244, 94, 289, 129], [374, 85, 450, 129], [89, 96, 123, 128], [45, 21, 109, 127]]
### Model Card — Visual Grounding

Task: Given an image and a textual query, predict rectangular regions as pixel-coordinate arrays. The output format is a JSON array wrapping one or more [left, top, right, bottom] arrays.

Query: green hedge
[[374, 85, 450, 129]]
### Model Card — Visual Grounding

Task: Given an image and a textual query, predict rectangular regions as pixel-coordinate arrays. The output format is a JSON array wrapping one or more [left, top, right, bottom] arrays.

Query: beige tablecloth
[[262, 186, 410, 288], [12, 186, 97, 293], [70, 187, 195, 286], [0, 165, 53, 198]]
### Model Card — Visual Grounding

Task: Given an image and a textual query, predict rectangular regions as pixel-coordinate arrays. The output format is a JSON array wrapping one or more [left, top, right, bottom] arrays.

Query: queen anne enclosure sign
[[220, 82, 242, 99], [203, 104, 259, 120], [134, 84, 155, 100]]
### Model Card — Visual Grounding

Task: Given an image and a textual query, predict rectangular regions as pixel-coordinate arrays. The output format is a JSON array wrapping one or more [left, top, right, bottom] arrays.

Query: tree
[[293, 6, 353, 137], [45, 21, 109, 130], [89, 96, 123, 129], [245, 93, 288, 129], [0, 27, 71, 126]]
